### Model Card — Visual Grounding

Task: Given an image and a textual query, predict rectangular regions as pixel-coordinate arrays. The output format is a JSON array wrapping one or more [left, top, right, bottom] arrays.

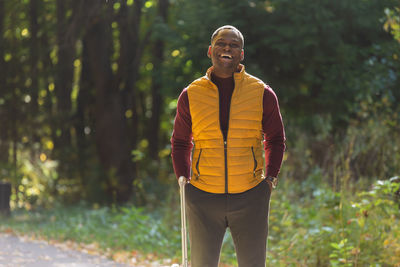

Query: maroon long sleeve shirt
[[171, 73, 285, 181]]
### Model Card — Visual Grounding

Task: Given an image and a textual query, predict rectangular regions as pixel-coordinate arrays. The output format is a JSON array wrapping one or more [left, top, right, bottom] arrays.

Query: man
[[171, 25, 285, 267]]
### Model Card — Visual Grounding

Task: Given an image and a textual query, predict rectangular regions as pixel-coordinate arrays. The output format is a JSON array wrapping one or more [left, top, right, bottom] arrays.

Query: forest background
[[0, 0, 400, 266]]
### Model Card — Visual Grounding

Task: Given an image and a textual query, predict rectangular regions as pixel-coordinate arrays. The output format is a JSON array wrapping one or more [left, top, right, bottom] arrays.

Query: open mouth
[[220, 54, 232, 59]]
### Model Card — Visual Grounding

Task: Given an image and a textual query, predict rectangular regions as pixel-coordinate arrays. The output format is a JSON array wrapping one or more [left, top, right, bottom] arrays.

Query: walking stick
[[178, 176, 189, 267]]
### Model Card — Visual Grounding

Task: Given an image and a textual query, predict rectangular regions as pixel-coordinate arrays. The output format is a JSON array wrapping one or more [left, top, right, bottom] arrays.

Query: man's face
[[208, 29, 244, 77]]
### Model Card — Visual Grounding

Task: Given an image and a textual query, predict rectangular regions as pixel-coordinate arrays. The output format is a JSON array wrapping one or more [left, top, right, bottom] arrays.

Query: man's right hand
[[266, 176, 277, 190], [266, 180, 273, 191]]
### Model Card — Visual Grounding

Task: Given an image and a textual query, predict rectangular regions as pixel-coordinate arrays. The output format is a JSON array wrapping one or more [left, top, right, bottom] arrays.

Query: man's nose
[[223, 44, 231, 50]]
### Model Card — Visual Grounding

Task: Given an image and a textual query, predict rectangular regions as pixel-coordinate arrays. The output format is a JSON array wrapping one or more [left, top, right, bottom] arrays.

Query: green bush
[[2, 175, 399, 266], [266, 175, 400, 266]]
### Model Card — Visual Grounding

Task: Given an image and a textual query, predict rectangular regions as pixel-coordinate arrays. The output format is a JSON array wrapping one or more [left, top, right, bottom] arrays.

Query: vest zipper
[[223, 79, 235, 193], [224, 84, 233, 193], [224, 139, 228, 193], [251, 146, 257, 177]]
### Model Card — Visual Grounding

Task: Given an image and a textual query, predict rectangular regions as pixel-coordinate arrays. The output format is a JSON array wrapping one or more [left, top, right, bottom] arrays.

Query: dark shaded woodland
[[0, 0, 399, 206]]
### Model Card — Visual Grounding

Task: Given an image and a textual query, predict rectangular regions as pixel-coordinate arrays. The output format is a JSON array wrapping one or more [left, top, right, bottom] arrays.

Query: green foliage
[[283, 94, 400, 187], [265, 176, 400, 266], [111, 206, 180, 253], [1, 176, 399, 266], [329, 239, 354, 267], [1, 0, 399, 205], [238, 0, 400, 128], [384, 7, 400, 42], [0, 1, 399, 265], [0, 203, 181, 258]]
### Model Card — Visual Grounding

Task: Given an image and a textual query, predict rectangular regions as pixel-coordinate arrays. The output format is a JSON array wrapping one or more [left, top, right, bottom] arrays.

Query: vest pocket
[[195, 149, 202, 180], [251, 146, 257, 177]]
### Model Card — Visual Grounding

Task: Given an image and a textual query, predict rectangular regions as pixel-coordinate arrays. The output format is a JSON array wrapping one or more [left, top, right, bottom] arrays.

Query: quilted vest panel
[[188, 65, 265, 193]]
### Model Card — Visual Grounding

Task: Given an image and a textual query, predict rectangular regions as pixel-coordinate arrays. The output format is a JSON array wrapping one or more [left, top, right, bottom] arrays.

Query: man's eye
[[230, 44, 240, 48], [216, 42, 226, 47]]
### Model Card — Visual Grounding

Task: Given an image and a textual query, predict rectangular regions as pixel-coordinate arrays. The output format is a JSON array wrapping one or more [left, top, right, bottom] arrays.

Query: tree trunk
[[29, 0, 39, 116], [0, 0, 9, 164], [126, 0, 149, 152], [116, 0, 152, 199], [39, 29, 55, 120], [55, 0, 74, 157], [148, 0, 169, 160], [75, 33, 95, 196], [28, 0, 41, 149], [84, 2, 134, 203]]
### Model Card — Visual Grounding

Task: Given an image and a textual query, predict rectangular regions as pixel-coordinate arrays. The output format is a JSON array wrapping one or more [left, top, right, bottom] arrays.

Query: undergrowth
[[1, 175, 399, 266], [266, 175, 400, 266]]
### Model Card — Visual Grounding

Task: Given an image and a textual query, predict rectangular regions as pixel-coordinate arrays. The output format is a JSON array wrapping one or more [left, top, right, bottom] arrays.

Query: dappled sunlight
[[0, 0, 399, 265]]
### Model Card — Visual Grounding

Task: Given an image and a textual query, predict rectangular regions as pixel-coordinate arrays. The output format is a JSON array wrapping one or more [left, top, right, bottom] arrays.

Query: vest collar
[[206, 64, 245, 81]]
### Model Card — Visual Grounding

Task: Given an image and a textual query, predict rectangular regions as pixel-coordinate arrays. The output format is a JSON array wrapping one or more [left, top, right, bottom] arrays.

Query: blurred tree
[[54, 0, 76, 178], [148, 0, 169, 160], [242, 0, 399, 128], [1, 0, 399, 206], [29, 0, 39, 117], [81, 2, 133, 203], [75, 24, 95, 200], [0, 0, 9, 165], [171, 0, 399, 127]]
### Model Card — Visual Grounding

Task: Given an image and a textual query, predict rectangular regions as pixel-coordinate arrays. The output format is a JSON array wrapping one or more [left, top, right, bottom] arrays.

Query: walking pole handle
[[178, 176, 187, 187], [178, 176, 188, 267]]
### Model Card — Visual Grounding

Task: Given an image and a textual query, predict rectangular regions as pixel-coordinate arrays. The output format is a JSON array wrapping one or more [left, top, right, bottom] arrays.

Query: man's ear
[[240, 49, 244, 61], [207, 46, 212, 58]]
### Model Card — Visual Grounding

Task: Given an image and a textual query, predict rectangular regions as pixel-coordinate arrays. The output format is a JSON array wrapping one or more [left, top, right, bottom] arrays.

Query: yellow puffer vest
[[188, 65, 265, 193]]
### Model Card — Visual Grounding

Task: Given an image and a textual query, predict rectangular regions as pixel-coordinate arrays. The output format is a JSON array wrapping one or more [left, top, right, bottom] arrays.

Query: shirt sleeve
[[262, 85, 286, 178], [171, 89, 193, 179]]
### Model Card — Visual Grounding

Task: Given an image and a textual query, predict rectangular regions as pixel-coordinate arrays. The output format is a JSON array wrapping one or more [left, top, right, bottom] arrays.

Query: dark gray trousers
[[185, 180, 271, 267]]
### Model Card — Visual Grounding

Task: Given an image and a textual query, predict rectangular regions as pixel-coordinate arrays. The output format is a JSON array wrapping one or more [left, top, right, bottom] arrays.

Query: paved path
[[0, 233, 127, 267]]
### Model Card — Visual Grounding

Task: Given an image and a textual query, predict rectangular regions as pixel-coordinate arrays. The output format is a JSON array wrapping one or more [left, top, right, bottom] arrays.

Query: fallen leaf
[[4, 228, 14, 234], [112, 251, 130, 263]]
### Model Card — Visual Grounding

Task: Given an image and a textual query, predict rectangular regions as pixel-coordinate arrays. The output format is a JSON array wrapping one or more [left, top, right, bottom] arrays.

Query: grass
[[1, 175, 399, 266], [0, 203, 183, 265]]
